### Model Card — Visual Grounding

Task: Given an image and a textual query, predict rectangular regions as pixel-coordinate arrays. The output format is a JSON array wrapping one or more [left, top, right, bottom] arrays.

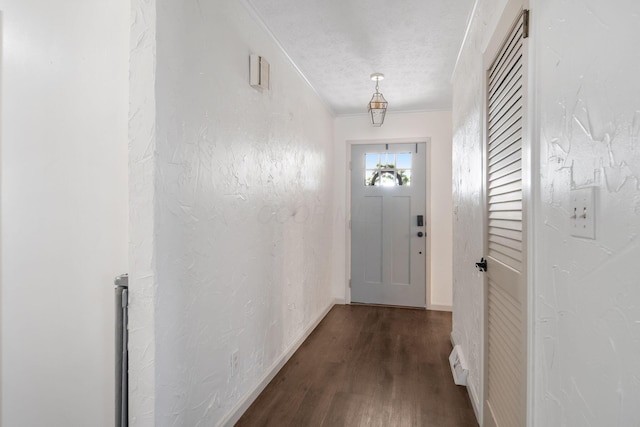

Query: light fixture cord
[[375, 78, 380, 94]]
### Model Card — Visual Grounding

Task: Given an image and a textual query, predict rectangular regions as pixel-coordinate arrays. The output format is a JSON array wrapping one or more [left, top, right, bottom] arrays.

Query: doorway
[[350, 142, 427, 308]]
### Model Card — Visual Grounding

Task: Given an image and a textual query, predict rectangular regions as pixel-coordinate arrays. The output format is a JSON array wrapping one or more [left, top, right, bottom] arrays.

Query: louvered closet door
[[484, 7, 528, 427]]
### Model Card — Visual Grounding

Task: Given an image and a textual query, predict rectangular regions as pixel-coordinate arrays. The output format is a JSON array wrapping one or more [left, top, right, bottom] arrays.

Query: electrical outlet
[[231, 350, 239, 376], [570, 187, 596, 239]]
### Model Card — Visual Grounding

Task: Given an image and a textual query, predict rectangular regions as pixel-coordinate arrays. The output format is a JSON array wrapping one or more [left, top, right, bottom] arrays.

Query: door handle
[[417, 231, 424, 237], [475, 257, 487, 272]]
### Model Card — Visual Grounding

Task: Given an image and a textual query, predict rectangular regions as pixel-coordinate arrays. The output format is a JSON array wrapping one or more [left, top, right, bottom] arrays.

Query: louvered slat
[[488, 22, 524, 87], [489, 243, 522, 263], [489, 226, 522, 241], [489, 63, 523, 113], [491, 283, 523, 324], [489, 242, 522, 264], [488, 181, 521, 197], [488, 336, 521, 385], [490, 124, 521, 156], [488, 278, 523, 427], [489, 100, 522, 137], [489, 201, 522, 212], [489, 318, 522, 360], [489, 149, 521, 174], [489, 54, 523, 108], [489, 354, 520, 408], [488, 322, 522, 365], [489, 191, 522, 205], [489, 210, 522, 221], [489, 234, 523, 251], [489, 140, 522, 171], [488, 218, 522, 231], [489, 159, 521, 182], [489, 169, 522, 189], [488, 119, 522, 157], [488, 77, 522, 127], [488, 285, 522, 358], [490, 292, 523, 337], [488, 100, 523, 138], [488, 343, 521, 387]]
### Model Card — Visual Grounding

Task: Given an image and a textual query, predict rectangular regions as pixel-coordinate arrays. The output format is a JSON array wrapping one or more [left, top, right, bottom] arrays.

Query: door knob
[[417, 231, 424, 237], [475, 257, 487, 272]]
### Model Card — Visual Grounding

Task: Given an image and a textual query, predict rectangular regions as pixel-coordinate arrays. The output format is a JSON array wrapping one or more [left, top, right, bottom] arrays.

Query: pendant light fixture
[[368, 73, 388, 127]]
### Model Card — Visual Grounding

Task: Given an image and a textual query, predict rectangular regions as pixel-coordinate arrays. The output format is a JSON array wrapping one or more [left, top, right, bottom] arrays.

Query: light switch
[[570, 187, 596, 239]]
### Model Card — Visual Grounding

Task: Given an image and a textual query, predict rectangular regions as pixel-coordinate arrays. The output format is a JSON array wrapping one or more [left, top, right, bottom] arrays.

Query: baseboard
[[218, 301, 335, 427], [333, 297, 346, 305], [427, 304, 452, 312], [467, 380, 481, 423]]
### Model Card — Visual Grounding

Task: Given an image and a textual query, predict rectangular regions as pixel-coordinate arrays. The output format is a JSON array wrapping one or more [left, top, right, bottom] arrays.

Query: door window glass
[[364, 152, 411, 186]]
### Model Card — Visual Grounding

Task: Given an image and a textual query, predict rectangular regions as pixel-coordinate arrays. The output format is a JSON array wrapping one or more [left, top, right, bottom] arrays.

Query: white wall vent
[[449, 344, 469, 386], [250, 54, 270, 90]]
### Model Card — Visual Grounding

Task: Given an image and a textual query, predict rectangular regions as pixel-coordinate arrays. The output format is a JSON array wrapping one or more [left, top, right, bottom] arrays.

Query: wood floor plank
[[236, 305, 478, 427]]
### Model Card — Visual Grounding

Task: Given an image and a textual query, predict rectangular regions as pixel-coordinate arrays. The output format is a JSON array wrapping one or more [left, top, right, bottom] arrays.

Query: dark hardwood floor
[[236, 304, 478, 427]]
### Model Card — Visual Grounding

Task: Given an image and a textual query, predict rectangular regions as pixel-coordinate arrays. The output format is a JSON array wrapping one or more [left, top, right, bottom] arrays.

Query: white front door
[[350, 143, 426, 308]]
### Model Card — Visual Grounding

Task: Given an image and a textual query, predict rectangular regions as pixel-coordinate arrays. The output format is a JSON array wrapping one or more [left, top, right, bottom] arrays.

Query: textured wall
[[129, 0, 158, 424], [453, 0, 640, 424], [0, 0, 130, 425], [451, 0, 509, 415], [333, 112, 454, 309], [534, 1, 640, 425], [129, 0, 335, 425]]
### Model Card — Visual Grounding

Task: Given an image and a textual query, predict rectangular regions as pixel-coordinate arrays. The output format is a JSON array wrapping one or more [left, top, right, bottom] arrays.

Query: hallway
[[237, 305, 477, 426], [3, 0, 640, 425]]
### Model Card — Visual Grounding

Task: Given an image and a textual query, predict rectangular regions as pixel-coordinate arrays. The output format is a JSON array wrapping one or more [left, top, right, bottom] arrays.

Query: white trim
[[467, 380, 482, 422], [218, 300, 336, 427], [345, 138, 432, 309], [525, 3, 536, 426], [451, 0, 480, 81], [345, 137, 430, 145], [336, 108, 453, 118], [333, 297, 347, 305], [239, 0, 335, 117], [427, 304, 452, 312]]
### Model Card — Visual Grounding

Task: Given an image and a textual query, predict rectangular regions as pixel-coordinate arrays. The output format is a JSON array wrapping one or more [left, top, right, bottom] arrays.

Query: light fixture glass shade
[[368, 92, 388, 127]]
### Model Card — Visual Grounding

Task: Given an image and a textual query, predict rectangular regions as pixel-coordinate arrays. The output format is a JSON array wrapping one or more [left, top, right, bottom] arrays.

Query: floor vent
[[449, 344, 469, 386]]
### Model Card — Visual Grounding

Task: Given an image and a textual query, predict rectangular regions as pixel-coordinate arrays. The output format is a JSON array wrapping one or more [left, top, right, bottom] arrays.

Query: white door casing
[[350, 143, 426, 308], [482, 3, 530, 427]]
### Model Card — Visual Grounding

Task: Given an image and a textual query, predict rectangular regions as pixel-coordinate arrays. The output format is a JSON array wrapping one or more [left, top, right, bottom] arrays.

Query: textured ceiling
[[245, 0, 475, 115]]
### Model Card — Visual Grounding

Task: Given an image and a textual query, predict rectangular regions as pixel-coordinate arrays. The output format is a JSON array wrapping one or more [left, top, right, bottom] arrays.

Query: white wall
[[450, 0, 516, 416], [128, 0, 157, 422], [128, 0, 335, 425], [533, 1, 640, 425], [452, 0, 640, 424], [332, 112, 454, 309], [0, 1, 130, 426]]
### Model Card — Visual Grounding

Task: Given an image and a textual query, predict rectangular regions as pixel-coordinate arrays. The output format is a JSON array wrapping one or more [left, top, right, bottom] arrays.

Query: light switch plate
[[570, 187, 596, 239], [250, 54, 269, 89]]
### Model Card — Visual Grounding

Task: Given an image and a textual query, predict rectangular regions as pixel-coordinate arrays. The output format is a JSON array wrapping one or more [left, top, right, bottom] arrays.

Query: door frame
[[345, 137, 432, 307], [480, 0, 535, 425]]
